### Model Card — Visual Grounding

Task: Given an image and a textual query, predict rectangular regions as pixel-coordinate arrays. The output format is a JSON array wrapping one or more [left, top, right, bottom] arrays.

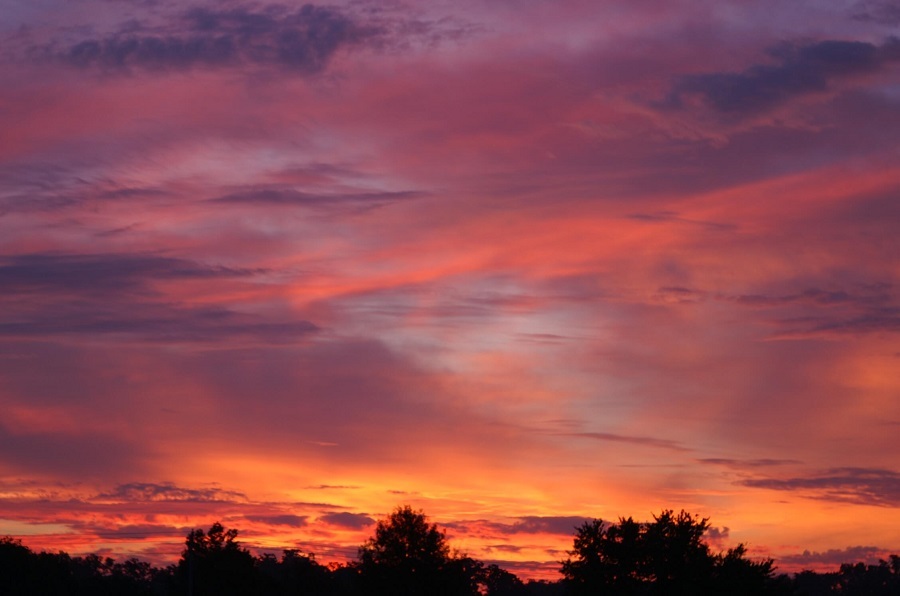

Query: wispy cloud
[[0, 253, 258, 293], [742, 467, 900, 507], [851, 1, 900, 25], [51, 5, 376, 74], [95, 482, 248, 503], [0, 303, 319, 343], [0, 425, 142, 479], [626, 211, 736, 231], [698, 458, 802, 469], [495, 516, 592, 535], [212, 187, 423, 209], [669, 38, 900, 114], [0, 253, 318, 343], [780, 545, 892, 568], [566, 432, 691, 453], [245, 514, 308, 527], [318, 512, 375, 530]]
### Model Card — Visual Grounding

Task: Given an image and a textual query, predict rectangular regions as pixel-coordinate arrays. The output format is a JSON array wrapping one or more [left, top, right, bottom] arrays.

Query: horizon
[[5, 506, 897, 580], [1, 0, 898, 581]]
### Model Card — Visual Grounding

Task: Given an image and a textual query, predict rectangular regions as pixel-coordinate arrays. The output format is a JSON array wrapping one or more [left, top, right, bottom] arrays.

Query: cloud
[[90, 523, 186, 540], [0, 304, 319, 343], [1, 0, 898, 577], [782, 309, 900, 337], [318, 512, 375, 530], [502, 516, 591, 535], [0, 253, 318, 344], [851, 1, 900, 25], [97, 187, 170, 200], [245, 514, 308, 527], [53, 5, 376, 74], [780, 545, 890, 568], [652, 286, 704, 305], [727, 289, 859, 308], [0, 425, 141, 479], [741, 467, 900, 507], [670, 37, 900, 114], [0, 163, 100, 214], [716, 285, 900, 338], [95, 482, 248, 503], [626, 211, 735, 231], [698, 458, 802, 469], [0, 484, 366, 567], [480, 559, 561, 579], [452, 516, 591, 537], [566, 432, 690, 453], [212, 187, 423, 209], [704, 526, 730, 546], [484, 544, 523, 554], [0, 253, 257, 294]]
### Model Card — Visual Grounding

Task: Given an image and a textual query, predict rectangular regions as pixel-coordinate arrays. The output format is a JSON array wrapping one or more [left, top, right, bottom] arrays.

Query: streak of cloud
[[50, 5, 374, 74], [669, 38, 900, 114], [1, 0, 899, 579], [742, 468, 900, 507]]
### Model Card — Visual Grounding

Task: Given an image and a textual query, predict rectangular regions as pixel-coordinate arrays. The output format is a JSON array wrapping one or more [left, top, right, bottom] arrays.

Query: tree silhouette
[[831, 556, 900, 595], [561, 516, 644, 595], [255, 549, 336, 596], [713, 543, 784, 595], [562, 509, 779, 595], [357, 505, 478, 596], [0, 537, 36, 595], [173, 522, 256, 596], [480, 563, 528, 595], [641, 510, 715, 593]]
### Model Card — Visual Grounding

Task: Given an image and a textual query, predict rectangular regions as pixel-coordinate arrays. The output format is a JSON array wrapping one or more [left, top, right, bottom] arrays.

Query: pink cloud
[[1, 0, 899, 579]]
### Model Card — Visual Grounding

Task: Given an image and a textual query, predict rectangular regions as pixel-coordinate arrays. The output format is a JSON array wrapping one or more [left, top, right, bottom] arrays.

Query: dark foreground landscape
[[2, 506, 898, 595]]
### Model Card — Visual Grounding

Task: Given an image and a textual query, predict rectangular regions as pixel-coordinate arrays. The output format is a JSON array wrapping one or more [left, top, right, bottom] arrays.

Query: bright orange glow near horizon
[[1, 0, 899, 582]]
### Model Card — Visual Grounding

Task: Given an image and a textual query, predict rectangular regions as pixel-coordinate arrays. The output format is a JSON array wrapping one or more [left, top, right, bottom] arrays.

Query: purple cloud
[[56, 5, 374, 74], [318, 512, 375, 530], [245, 514, 308, 528], [781, 545, 891, 568], [670, 38, 900, 114], [95, 483, 248, 503], [742, 468, 900, 507]]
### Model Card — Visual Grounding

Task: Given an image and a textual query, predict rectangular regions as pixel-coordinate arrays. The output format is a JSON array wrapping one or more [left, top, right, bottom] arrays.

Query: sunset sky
[[1, 0, 899, 578]]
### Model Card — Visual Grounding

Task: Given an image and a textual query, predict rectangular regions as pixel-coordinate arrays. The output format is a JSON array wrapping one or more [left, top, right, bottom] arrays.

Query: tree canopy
[[175, 521, 256, 596], [359, 505, 450, 571], [357, 505, 478, 596], [561, 509, 780, 595]]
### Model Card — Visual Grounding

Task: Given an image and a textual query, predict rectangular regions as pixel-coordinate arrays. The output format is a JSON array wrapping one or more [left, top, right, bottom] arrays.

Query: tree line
[[1, 506, 898, 595]]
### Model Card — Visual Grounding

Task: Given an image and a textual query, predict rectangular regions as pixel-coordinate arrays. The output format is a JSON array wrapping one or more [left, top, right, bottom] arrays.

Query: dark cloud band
[[56, 5, 376, 74], [670, 37, 900, 114]]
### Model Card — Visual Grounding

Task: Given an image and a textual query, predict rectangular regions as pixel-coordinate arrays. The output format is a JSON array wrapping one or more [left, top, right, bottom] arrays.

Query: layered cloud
[[742, 468, 900, 508], [780, 546, 894, 570], [68, 6, 367, 73], [1, 0, 899, 579], [0, 252, 317, 343], [319, 512, 375, 530], [670, 38, 900, 114], [96, 483, 249, 503]]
